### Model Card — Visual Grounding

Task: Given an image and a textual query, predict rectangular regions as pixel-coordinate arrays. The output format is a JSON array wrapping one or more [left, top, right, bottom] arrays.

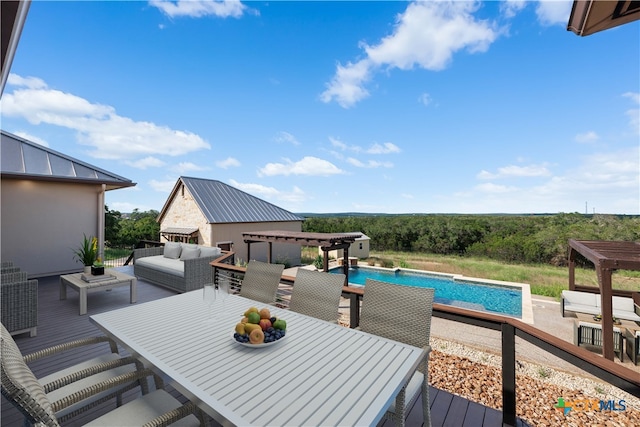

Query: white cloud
[[575, 131, 599, 144], [347, 157, 393, 168], [477, 163, 552, 179], [149, 179, 177, 192], [418, 92, 432, 106], [535, 0, 572, 26], [367, 142, 401, 154], [449, 147, 639, 214], [258, 156, 344, 177], [125, 156, 166, 169], [228, 179, 306, 204], [321, 1, 498, 108], [274, 131, 300, 146], [329, 136, 361, 152], [501, 0, 527, 19], [149, 0, 247, 18], [12, 131, 49, 147], [623, 91, 640, 104], [171, 162, 207, 173], [475, 183, 519, 193], [216, 157, 241, 169], [1, 74, 210, 160], [7, 74, 46, 89]]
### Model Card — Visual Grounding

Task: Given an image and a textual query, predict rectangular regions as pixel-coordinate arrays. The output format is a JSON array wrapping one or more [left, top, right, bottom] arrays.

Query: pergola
[[242, 230, 362, 282], [568, 239, 640, 360]]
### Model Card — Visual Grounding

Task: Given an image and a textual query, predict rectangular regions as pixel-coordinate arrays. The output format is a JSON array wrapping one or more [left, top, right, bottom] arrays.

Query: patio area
[[2, 266, 533, 427]]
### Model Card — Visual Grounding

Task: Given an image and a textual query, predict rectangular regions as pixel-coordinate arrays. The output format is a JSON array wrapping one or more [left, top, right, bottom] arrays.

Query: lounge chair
[[239, 260, 284, 304], [1, 325, 204, 426], [358, 279, 435, 427], [289, 269, 345, 323]]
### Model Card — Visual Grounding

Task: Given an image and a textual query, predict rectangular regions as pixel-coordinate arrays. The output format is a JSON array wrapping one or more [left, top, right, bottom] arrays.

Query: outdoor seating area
[[133, 242, 222, 293], [561, 289, 640, 322], [1, 261, 38, 337], [1, 266, 529, 427]]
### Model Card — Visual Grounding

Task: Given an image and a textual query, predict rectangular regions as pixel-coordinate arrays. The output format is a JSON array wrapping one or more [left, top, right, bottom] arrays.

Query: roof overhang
[[568, 0, 640, 36], [1, 1, 30, 96]]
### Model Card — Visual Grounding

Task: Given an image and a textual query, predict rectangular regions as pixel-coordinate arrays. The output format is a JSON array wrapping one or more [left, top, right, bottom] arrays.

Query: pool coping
[[333, 265, 535, 325]]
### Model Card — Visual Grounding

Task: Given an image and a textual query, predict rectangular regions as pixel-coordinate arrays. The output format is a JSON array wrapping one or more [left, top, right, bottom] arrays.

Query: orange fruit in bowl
[[249, 328, 264, 344], [259, 308, 271, 319]]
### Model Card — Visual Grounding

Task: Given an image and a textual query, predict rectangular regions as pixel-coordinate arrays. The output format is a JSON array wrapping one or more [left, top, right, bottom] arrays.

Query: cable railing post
[[502, 322, 516, 426]]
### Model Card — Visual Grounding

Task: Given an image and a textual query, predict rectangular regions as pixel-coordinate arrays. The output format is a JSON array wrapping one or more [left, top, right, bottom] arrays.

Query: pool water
[[333, 266, 523, 317]]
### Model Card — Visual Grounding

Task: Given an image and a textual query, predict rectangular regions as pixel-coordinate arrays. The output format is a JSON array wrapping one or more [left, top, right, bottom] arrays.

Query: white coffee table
[[60, 270, 137, 315]]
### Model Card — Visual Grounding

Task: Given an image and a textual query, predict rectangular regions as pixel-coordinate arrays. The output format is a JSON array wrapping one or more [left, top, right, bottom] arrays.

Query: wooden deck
[[2, 267, 531, 427]]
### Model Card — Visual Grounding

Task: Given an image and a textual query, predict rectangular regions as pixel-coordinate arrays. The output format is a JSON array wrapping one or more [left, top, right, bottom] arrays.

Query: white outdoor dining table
[[90, 291, 426, 427]]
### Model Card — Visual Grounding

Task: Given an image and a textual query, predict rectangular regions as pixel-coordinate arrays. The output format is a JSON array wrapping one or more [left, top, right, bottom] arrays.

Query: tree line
[[105, 206, 160, 248], [302, 213, 640, 266]]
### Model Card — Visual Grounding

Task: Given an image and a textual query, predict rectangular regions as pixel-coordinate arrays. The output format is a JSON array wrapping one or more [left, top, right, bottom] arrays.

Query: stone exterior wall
[[159, 184, 210, 245]]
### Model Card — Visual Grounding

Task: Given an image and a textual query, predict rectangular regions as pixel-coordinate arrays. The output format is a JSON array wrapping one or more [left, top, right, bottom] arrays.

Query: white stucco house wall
[[0, 130, 135, 277], [157, 177, 304, 266], [321, 232, 370, 259]]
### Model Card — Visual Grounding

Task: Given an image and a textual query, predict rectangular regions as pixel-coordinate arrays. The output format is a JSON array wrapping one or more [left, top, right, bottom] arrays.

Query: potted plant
[[91, 259, 105, 276], [72, 234, 97, 274]]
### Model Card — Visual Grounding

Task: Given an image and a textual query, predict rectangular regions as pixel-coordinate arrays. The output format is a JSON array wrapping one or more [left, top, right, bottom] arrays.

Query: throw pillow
[[199, 246, 222, 258], [163, 242, 182, 259], [180, 246, 201, 260]]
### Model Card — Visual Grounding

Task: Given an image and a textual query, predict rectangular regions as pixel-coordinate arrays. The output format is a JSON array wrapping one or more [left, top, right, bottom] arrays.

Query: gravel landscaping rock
[[429, 338, 639, 426]]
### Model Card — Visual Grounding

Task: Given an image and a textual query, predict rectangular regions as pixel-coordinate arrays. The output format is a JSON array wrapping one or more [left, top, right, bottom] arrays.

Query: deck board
[[2, 266, 527, 427]]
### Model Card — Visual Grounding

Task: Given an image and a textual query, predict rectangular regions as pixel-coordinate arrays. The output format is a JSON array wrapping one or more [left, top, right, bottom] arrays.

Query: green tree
[[116, 209, 160, 246], [104, 205, 122, 246]]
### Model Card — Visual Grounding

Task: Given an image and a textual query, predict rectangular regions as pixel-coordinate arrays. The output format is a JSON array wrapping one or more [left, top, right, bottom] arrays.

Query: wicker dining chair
[[359, 279, 435, 427], [1, 273, 38, 337], [0, 324, 155, 424], [289, 269, 346, 323], [1, 325, 204, 427], [239, 260, 284, 304]]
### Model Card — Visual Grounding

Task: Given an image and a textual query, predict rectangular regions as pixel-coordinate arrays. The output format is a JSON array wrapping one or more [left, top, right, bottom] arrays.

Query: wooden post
[[246, 242, 251, 263], [322, 249, 329, 272], [267, 242, 272, 263], [502, 323, 516, 427], [599, 267, 615, 361], [568, 248, 576, 291]]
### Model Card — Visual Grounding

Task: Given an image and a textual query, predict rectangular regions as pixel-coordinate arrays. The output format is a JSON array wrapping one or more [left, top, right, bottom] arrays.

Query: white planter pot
[[83, 266, 92, 275]]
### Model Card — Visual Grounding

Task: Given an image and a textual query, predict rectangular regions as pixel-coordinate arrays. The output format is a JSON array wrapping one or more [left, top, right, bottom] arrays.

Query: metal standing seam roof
[[178, 176, 304, 224], [0, 130, 135, 190]]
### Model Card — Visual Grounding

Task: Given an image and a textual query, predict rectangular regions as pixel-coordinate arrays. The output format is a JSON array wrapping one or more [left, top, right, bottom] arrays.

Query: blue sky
[[2, 1, 639, 215]]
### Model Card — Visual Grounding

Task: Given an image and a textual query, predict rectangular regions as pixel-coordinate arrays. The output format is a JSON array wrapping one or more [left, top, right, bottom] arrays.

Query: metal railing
[[210, 258, 640, 427]]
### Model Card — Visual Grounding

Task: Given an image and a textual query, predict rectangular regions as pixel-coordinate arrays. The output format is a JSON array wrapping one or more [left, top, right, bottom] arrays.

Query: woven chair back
[[360, 279, 434, 349], [289, 269, 345, 322], [0, 325, 60, 427], [239, 260, 285, 304]]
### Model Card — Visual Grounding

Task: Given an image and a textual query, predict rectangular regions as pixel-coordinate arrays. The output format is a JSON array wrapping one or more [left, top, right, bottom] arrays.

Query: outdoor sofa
[[134, 242, 222, 293], [561, 290, 640, 322]]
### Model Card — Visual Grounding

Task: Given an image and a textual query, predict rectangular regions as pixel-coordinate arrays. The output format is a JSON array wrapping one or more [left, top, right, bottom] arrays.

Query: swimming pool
[[332, 265, 533, 321]]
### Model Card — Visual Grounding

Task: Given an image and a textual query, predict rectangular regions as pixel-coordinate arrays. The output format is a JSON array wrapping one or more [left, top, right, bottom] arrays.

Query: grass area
[[301, 247, 640, 300], [103, 247, 132, 261]]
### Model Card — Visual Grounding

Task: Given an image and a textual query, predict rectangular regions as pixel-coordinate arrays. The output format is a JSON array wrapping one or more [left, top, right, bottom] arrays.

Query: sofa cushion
[[136, 255, 184, 276], [180, 246, 201, 260], [562, 290, 599, 307], [163, 242, 182, 259], [612, 296, 634, 313], [199, 246, 222, 258]]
